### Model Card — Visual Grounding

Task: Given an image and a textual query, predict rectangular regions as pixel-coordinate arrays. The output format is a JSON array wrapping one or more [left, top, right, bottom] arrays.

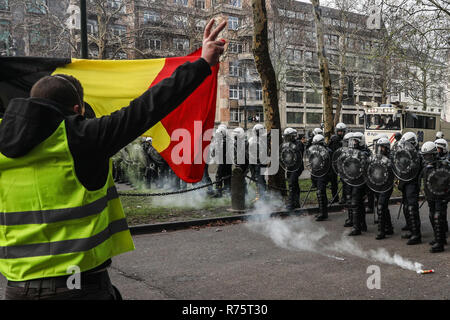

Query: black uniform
[[422, 159, 449, 252], [310, 144, 332, 221], [213, 134, 232, 197], [398, 151, 423, 245], [282, 138, 304, 210], [348, 145, 371, 236], [328, 134, 343, 203], [249, 132, 268, 198]]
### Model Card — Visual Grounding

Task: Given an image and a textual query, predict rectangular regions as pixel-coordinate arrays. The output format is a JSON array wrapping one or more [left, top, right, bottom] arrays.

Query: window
[[229, 42, 243, 53], [174, 0, 188, 6], [230, 109, 244, 122], [0, 19, 10, 52], [143, 11, 160, 23], [87, 19, 97, 35], [195, 0, 205, 9], [229, 61, 242, 77], [404, 113, 436, 130], [306, 113, 322, 124], [146, 39, 161, 50], [229, 85, 243, 100], [342, 114, 356, 125], [112, 25, 126, 36], [27, 0, 47, 14], [286, 70, 301, 83], [230, 0, 241, 8], [304, 51, 314, 62], [296, 12, 305, 20], [306, 92, 322, 104], [29, 29, 47, 46], [229, 16, 239, 30], [0, 0, 8, 11], [196, 20, 206, 31], [256, 88, 263, 101], [287, 48, 302, 62], [366, 114, 401, 130], [108, 0, 125, 12], [173, 38, 189, 51], [286, 91, 303, 103], [287, 112, 303, 124], [286, 10, 296, 18]]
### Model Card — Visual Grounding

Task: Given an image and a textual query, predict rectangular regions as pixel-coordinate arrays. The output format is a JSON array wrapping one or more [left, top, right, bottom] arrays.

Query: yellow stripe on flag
[[53, 58, 171, 152]]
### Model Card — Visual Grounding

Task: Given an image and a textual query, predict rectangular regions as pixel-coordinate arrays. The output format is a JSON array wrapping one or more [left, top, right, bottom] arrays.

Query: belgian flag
[[0, 50, 219, 183]]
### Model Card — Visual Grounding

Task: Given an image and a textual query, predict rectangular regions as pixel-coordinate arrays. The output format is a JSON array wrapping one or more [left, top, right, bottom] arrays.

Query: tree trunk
[[251, 0, 286, 195], [310, 0, 333, 142]]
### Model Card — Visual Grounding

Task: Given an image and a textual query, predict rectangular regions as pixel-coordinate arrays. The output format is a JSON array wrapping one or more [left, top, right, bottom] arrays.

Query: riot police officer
[[309, 134, 332, 221], [306, 127, 323, 149], [435, 139, 449, 161], [328, 123, 347, 204], [396, 132, 423, 245], [420, 141, 449, 253], [341, 132, 354, 227], [249, 124, 268, 199], [211, 124, 232, 197], [435, 131, 444, 141], [369, 138, 395, 240], [281, 128, 304, 211], [346, 133, 371, 236]]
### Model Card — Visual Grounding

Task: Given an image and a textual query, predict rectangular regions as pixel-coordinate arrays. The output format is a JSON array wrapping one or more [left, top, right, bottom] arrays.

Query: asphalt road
[[0, 204, 449, 300]]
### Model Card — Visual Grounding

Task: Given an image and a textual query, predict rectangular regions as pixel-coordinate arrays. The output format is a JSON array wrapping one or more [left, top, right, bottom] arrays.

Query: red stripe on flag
[[149, 50, 219, 183]]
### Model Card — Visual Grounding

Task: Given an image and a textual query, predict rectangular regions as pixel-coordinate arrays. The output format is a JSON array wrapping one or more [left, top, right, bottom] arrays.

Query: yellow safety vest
[[0, 120, 135, 281]]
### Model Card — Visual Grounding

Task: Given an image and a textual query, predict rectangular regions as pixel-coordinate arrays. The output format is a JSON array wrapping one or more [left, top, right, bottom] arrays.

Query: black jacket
[[0, 58, 212, 191]]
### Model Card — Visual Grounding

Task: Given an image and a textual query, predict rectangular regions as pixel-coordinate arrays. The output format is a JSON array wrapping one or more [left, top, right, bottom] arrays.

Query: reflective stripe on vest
[[0, 120, 135, 281]]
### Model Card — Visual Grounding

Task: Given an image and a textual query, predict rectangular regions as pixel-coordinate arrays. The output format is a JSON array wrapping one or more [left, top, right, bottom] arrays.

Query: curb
[[129, 196, 418, 236]]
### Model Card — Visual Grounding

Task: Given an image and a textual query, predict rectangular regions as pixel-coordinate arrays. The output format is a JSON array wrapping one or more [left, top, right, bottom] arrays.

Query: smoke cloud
[[246, 197, 424, 272]]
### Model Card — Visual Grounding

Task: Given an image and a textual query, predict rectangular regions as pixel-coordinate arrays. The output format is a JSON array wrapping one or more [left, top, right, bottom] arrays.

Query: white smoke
[[246, 197, 424, 272]]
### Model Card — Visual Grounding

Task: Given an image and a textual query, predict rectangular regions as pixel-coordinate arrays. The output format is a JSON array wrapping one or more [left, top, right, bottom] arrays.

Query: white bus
[[363, 102, 449, 150]]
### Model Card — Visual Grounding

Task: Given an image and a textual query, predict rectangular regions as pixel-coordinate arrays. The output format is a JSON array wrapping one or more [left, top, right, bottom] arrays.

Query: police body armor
[[332, 146, 349, 175], [248, 134, 269, 166], [422, 160, 450, 201], [337, 148, 369, 187], [304, 144, 331, 178], [391, 141, 421, 182], [366, 154, 394, 193], [280, 141, 302, 172]]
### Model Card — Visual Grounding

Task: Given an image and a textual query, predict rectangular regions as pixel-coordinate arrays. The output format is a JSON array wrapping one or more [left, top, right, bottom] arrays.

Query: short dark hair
[[30, 74, 84, 112]]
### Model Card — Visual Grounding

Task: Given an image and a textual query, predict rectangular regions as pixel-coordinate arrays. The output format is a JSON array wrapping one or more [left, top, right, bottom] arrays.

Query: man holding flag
[[0, 19, 226, 300]]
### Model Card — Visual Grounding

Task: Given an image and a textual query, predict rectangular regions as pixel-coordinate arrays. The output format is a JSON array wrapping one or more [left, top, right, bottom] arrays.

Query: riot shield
[[147, 145, 165, 165], [337, 148, 368, 187], [423, 160, 450, 200], [332, 146, 348, 174], [391, 141, 421, 182], [366, 154, 394, 193], [304, 144, 331, 178], [280, 142, 302, 172]]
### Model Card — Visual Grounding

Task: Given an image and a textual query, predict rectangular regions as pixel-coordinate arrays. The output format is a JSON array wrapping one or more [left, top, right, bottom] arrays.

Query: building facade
[[2, 0, 448, 130]]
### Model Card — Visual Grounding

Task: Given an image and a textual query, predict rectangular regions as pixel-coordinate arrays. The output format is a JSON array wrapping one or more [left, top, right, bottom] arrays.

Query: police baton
[[301, 184, 314, 208], [397, 202, 403, 220], [328, 185, 343, 207]]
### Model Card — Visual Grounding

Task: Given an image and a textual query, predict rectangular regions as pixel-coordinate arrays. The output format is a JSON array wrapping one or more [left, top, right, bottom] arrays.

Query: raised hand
[[201, 19, 227, 67]]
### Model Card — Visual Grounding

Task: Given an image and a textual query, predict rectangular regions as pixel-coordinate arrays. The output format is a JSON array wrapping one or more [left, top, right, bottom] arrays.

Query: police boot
[[401, 205, 411, 231], [344, 194, 353, 227], [315, 192, 328, 221], [406, 206, 422, 245], [430, 211, 445, 253], [348, 205, 362, 236], [385, 209, 394, 235], [376, 204, 386, 240]]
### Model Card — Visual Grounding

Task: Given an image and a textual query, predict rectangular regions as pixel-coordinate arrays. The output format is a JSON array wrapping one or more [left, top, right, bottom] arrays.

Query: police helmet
[[336, 123, 347, 134], [343, 132, 354, 141], [421, 141, 438, 155], [312, 134, 325, 145], [233, 127, 245, 138], [252, 124, 265, 135], [401, 132, 418, 146], [435, 138, 448, 153], [377, 137, 391, 153], [313, 128, 323, 136], [283, 127, 297, 136], [353, 132, 365, 146], [436, 131, 444, 139], [216, 126, 227, 136]]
